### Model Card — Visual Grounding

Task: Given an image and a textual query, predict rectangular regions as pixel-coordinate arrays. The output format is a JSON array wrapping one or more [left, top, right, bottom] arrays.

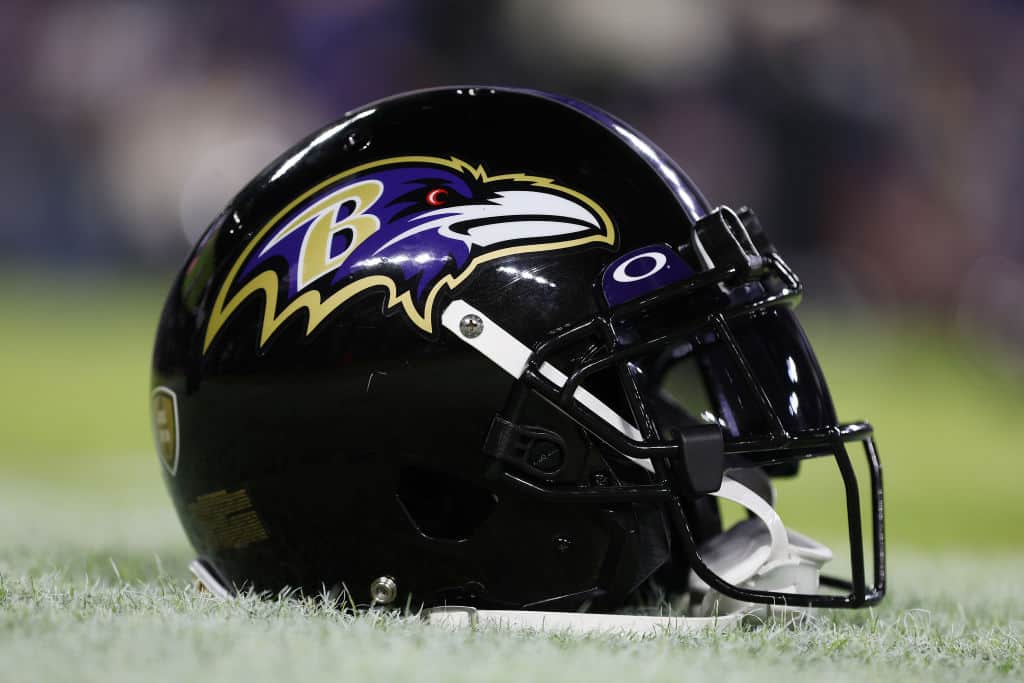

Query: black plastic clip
[[669, 425, 725, 495], [692, 207, 766, 272], [483, 415, 567, 478], [735, 206, 776, 255]]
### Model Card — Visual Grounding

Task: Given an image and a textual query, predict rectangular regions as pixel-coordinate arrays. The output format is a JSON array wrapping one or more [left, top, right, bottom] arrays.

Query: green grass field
[[1, 272, 1022, 682]]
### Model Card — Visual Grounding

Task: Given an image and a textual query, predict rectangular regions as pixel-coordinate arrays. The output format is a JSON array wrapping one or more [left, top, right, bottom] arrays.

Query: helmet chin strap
[[688, 475, 834, 618], [189, 476, 831, 634]]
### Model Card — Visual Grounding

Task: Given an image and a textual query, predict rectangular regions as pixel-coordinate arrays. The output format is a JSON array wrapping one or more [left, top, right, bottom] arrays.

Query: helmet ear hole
[[396, 467, 497, 542]]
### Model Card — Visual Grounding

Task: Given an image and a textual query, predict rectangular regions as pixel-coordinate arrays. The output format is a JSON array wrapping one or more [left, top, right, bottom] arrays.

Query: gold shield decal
[[152, 386, 180, 475]]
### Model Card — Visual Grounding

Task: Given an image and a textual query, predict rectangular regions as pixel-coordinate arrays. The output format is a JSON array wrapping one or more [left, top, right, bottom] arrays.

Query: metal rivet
[[459, 314, 484, 338], [370, 576, 398, 605], [344, 131, 371, 152]]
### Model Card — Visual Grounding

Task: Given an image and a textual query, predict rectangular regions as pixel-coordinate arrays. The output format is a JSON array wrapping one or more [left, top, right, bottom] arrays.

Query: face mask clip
[[668, 424, 725, 495], [692, 206, 766, 273], [482, 414, 568, 478]]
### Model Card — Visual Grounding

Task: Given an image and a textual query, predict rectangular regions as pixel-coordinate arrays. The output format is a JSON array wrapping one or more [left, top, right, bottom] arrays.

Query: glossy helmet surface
[[151, 86, 885, 615]]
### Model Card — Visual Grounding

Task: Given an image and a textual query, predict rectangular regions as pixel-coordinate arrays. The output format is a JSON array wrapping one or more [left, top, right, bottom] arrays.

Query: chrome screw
[[370, 576, 398, 605], [459, 314, 484, 338]]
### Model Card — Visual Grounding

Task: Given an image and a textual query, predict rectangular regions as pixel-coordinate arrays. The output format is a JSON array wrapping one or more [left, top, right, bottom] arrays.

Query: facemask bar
[[676, 429, 885, 608], [443, 206, 885, 609]]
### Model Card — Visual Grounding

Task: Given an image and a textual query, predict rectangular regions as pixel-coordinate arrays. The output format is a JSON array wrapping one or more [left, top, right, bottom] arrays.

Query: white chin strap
[[688, 476, 833, 618]]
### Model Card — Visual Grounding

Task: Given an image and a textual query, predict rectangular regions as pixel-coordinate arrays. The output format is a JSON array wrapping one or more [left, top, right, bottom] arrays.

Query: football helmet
[[151, 87, 885, 627]]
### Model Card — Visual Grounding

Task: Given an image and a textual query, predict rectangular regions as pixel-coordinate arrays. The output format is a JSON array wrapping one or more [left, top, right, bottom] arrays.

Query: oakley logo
[[602, 244, 695, 308], [611, 251, 669, 283]]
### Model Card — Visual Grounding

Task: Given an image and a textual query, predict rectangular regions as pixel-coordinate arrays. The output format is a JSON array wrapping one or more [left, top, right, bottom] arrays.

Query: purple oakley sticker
[[601, 244, 695, 308]]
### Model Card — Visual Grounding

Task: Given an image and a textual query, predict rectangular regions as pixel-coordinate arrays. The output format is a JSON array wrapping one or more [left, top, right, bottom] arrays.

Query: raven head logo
[[204, 155, 616, 351]]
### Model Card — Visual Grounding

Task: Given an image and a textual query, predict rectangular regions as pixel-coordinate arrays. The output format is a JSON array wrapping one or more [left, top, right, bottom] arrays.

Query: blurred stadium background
[[3, 0, 1024, 568]]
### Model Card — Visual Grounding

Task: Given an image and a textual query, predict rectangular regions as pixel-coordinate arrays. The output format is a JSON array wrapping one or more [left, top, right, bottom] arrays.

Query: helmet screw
[[459, 314, 484, 338], [554, 535, 572, 552], [369, 576, 398, 605]]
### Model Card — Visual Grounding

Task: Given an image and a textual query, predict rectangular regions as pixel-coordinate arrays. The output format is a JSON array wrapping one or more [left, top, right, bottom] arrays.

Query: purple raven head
[[205, 156, 615, 350]]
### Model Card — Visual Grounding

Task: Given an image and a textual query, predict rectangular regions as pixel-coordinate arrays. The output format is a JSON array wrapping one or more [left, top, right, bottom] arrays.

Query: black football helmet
[[151, 87, 885, 624]]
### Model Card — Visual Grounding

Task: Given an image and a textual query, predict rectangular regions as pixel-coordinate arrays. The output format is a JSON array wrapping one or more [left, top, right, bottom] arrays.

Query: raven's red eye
[[426, 188, 449, 207]]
